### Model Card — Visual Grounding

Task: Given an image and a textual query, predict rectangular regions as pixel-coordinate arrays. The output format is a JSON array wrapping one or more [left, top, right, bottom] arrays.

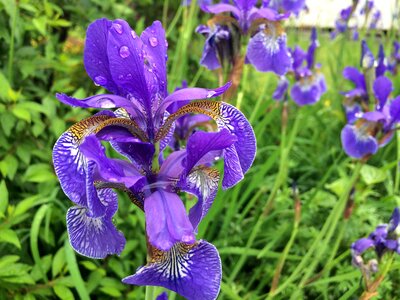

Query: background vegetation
[[0, 0, 399, 299]]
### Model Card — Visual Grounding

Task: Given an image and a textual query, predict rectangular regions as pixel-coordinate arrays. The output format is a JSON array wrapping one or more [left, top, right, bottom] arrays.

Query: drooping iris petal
[[246, 31, 292, 75], [107, 19, 150, 105], [56, 93, 135, 111], [140, 20, 168, 99], [144, 190, 195, 251], [341, 124, 378, 159], [83, 18, 120, 94], [197, 25, 224, 70], [290, 79, 321, 106], [249, 8, 290, 21], [185, 129, 237, 174], [373, 76, 393, 109], [351, 238, 374, 255], [80, 135, 143, 188], [222, 144, 244, 188], [200, 3, 241, 18], [272, 76, 289, 101], [343, 66, 366, 90], [389, 96, 400, 123], [67, 188, 126, 259], [53, 115, 112, 205], [183, 166, 220, 230], [123, 241, 222, 300]]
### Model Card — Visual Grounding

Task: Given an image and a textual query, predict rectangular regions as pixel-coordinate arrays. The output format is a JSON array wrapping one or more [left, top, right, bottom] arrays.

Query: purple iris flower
[[197, 0, 292, 75], [53, 18, 256, 300], [388, 41, 400, 75], [272, 28, 326, 106], [352, 207, 400, 265], [265, 0, 307, 15], [341, 76, 400, 159]]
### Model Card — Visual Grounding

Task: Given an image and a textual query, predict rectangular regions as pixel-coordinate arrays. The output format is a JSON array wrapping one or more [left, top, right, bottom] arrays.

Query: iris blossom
[[272, 28, 326, 106], [388, 41, 400, 75], [351, 208, 400, 272], [53, 19, 256, 300], [264, 0, 307, 16], [197, 0, 292, 75]]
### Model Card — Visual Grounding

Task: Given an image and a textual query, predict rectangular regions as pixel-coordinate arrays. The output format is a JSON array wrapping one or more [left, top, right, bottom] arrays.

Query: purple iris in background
[[197, 0, 292, 75], [341, 41, 400, 160], [53, 18, 256, 300], [331, 0, 381, 40], [265, 0, 307, 16], [388, 41, 400, 75], [273, 28, 326, 106], [351, 208, 400, 273]]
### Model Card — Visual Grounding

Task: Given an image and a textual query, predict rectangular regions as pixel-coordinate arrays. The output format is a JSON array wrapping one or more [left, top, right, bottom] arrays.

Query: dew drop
[[118, 74, 124, 80], [126, 73, 133, 80], [113, 23, 123, 34], [165, 39, 168, 47], [119, 46, 130, 58], [94, 76, 107, 86], [131, 30, 138, 39], [149, 37, 158, 47]]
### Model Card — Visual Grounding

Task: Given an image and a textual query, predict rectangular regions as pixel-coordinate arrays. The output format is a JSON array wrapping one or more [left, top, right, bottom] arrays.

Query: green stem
[[228, 106, 301, 283], [145, 286, 155, 300], [270, 162, 363, 297], [162, 0, 169, 28]]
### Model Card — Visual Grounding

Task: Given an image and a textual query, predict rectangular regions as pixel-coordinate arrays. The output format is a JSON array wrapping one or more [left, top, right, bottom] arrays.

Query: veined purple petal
[[159, 150, 186, 179], [67, 188, 126, 259], [341, 124, 378, 159], [110, 140, 155, 172], [144, 190, 195, 251], [185, 129, 237, 174], [246, 31, 292, 75], [373, 76, 392, 109], [80, 135, 143, 188], [351, 238, 374, 255], [83, 18, 120, 94], [183, 166, 220, 230], [107, 19, 150, 105], [53, 115, 112, 205], [122, 241, 222, 300], [140, 21, 168, 100]]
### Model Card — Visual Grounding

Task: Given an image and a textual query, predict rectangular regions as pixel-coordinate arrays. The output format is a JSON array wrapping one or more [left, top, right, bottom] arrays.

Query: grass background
[[0, 0, 400, 299]]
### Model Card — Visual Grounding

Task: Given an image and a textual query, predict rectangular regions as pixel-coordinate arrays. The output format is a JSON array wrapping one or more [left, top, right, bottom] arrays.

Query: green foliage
[[0, 0, 399, 299]]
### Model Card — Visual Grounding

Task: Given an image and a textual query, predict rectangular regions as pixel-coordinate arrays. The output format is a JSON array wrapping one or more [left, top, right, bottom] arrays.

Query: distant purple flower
[[352, 207, 400, 267], [388, 41, 400, 75], [273, 28, 326, 106], [265, 0, 307, 15], [341, 76, 400, 159], [198, 0, 292, 75], [53, 18, 256, 300]]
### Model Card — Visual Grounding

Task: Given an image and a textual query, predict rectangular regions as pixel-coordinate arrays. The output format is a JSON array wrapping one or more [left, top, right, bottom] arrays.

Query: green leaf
[[53, 285, 74, 300], [0, 229, 21, 248], [30, 204, 50, 282], [52, 247, 66, 278], [23, 163, 56, 183], [0, 113, 16, 136], [361, 164, 387, 185], [0, 180, 9, 217], [0, 154, 18, 180], [80, 261, 97, 271], [12, 105, 31, 122], [32, 16, 47, 35], [99, 286, 122, 297], [0, 255, 20, 268], [64, 241, 90, 300]]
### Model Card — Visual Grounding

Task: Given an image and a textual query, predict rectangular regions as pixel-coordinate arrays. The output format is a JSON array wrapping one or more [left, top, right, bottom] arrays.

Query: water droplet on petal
[[98, 99, 115, 108], [131, 30, 138, 39], [149, 37, 158, 47], [118, 74, 124, 80], [94, 76, 107, 86], [113, 23, 123, 34], [165, 39, 168, 47], [126, 73, 132, 80], [207, 91, 216, 98], [119, 46, 130, 58]]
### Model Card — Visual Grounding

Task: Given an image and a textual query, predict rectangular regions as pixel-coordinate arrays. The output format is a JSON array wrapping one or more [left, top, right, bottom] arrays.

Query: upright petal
[[246, 31, 292, 75], [389, 96, 400, 124], [200, 3, 241, 18], [123, 241, 222, 300], [389, 207, 400, 232], [272, 76, 289, 101], [107, 19, 150, 105], [341, 124, 378, 159], [373, 76, 392, 109], [343, 67, 366, 90], [84, 18, 120, 94], [66, 188, 126, 259], [376, 44, 386, 77], [144, 190, 195, 251], [140, 21, 168, 100]]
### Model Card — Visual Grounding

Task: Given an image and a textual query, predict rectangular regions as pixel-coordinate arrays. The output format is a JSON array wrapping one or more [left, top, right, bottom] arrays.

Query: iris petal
[[123, 241, 222, 300], [341, 124, 378, 159]]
